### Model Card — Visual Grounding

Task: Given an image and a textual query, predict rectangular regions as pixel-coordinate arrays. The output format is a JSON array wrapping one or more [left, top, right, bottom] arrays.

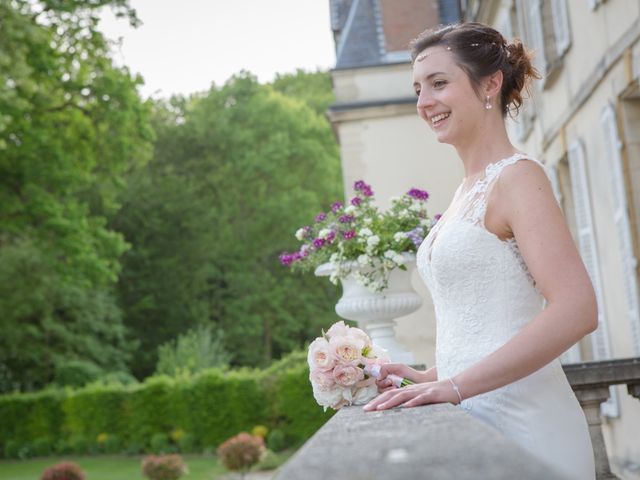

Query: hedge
[[0, 351, 333, 458]]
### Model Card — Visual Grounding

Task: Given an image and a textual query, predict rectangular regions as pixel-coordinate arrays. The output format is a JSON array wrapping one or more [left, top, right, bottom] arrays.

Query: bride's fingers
[[367, 389, 415, 411]]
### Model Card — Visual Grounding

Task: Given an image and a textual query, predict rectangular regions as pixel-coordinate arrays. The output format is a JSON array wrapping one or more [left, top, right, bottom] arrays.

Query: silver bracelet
[[448, 377, 463, 404]]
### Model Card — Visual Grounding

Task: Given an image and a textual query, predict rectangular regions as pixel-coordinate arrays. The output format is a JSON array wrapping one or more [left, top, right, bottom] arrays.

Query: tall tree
[[0, 0, 153, 391], [113, 72, 342, 375]]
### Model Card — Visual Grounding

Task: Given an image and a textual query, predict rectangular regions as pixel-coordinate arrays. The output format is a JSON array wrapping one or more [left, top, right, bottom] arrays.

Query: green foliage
[[266, 429, 286, 452], [155, 325, 231, 376], [0, 0, 152, 391], [0, 351, 331, 458], [271, 69, 334, 115], [112, 71, 342, 375], [54, 360, 104, 388]]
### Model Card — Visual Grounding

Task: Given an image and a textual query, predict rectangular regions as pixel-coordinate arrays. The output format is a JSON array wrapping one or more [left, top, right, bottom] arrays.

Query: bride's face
[[412, 45, 485, 145]]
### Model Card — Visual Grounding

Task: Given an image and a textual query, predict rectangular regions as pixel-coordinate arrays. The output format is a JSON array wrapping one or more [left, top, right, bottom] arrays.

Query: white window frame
[[567, 139, 619, 417], [551, 0, 571, 56], [601, 103, 640, 356]]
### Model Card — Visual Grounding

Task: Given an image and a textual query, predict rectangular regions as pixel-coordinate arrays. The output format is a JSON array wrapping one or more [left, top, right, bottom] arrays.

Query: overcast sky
[[99, 0, 336, 98]]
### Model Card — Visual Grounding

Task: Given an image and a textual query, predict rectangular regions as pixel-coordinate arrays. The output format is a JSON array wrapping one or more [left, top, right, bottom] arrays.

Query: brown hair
[[409, 22, 540, 117]]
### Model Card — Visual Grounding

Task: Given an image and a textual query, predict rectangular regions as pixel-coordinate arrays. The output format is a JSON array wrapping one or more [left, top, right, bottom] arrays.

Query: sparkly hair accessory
[[416, 41, 508, 62]]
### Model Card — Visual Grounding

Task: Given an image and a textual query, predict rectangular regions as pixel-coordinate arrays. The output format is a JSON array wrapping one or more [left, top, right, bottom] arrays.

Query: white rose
[[367, 235, 380, 247], [295, 228, 307, 241], [313, 384, 344, 410], [353, 383, 379, 405]]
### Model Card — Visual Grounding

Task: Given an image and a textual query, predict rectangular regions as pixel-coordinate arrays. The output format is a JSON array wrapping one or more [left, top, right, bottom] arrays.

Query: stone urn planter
[[315, 252, 421, 363]]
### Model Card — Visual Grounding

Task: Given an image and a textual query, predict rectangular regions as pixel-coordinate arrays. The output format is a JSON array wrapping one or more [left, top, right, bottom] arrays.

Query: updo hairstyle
[[409, 22, 540, 117]]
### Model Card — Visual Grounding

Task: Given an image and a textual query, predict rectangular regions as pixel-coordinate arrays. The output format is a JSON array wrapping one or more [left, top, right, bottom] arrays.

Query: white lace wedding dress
[[416, 153, 595, 480]]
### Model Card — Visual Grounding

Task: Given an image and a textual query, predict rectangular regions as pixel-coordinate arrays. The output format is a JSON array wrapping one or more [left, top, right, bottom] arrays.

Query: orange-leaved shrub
[[217, 432, 266, 472], [40, 461, 86, 480]]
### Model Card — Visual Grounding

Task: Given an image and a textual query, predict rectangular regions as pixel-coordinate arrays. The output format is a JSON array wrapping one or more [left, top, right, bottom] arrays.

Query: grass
[[0, 451, 295, 480]]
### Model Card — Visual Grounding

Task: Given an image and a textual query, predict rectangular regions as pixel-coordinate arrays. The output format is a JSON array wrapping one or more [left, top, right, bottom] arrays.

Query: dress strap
[[459, 153, 546, 227]]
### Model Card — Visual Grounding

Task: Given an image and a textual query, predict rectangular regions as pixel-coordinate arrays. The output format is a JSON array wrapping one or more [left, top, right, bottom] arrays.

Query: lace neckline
[[459, 152, 526, 196]]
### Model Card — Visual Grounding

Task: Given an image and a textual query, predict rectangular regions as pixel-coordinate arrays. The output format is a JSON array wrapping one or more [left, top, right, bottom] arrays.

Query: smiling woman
[[363, 22, 597, 480]]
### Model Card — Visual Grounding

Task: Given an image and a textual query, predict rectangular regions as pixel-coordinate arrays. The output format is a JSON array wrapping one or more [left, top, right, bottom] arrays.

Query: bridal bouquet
[[308, 321, 412, 411], [279, 180, 437, 292]]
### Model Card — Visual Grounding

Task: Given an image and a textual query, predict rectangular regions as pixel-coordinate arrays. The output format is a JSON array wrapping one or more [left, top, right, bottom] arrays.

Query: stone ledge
[[274, 403, 563, 480], [562, 357, 640, 389]]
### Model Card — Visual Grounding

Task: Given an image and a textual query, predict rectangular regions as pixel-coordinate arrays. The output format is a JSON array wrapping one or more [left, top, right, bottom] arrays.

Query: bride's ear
[[484, 70, 503, 99]]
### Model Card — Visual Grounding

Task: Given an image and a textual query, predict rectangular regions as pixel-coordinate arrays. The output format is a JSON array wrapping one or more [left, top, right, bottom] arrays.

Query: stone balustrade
[[273, 403, 565, 480], [563, 357, 640, 480], [273, 357, 640, 480]]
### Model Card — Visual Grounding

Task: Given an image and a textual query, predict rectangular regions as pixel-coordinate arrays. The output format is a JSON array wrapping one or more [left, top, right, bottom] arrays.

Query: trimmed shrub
[[217, 432, 265, 472], [266, 429, 286, 452], [40, 461, 86, 480], [32, 437, 54, 457], [68, 435, 89, 455], [141, 454, 187, 480]]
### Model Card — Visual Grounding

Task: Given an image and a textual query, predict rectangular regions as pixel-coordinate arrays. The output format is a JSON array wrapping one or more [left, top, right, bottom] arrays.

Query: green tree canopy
[[0, 0, 153, 391], [112, 72, 342, 376]]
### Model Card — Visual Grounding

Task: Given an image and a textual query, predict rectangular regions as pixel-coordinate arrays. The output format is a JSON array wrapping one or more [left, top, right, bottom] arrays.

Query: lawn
[[0, 454, 243, 480]]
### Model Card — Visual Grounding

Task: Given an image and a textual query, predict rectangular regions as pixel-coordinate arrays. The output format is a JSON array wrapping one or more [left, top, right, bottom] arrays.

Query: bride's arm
[[365, 161, 597, 410]]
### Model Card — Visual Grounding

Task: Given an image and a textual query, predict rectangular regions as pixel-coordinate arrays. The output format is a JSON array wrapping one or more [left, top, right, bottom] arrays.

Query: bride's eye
[[433, 80, 447, 89]]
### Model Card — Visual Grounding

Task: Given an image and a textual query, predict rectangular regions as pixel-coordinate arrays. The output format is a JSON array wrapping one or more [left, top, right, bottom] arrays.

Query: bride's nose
[[416, 89, 435, 122]]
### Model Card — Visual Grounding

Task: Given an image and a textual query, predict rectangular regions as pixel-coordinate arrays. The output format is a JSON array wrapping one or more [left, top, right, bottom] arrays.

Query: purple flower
[[313, 238, 326, 249], [434, 213, 442, 222], [342, 230, 356, 240], [350, 197, 362, 206], [279, 253, 294, 266], [407, 188, 429, 200], [407, 227, 425, 248], [331, 201, 343, 213], [326, 231, 336, 242], [338, 214, 354, 223], [315, 212, 327, 223], [354, 180, 369, 191], [362, 186, 373, 197]]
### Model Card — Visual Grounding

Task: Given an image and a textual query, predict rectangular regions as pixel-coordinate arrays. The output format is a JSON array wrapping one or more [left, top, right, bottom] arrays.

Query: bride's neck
[[455, 118, 516, 181]]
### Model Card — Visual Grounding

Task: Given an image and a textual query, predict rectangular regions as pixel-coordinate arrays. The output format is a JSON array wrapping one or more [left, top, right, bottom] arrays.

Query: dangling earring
[[485, 96, 492, 110]]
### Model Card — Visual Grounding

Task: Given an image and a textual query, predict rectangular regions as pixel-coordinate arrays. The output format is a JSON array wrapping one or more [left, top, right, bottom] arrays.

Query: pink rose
[[329, 334, 365, 365], [307, 337, 335, 371], [333, 364, 364, 387], [353, 383, 379, 405], [326, 320, 349, 339], [310, 369, 336, 391]]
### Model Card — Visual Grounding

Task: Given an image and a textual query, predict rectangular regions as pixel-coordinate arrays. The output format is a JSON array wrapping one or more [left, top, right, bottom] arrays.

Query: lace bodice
[[417, 153, 546, 383]]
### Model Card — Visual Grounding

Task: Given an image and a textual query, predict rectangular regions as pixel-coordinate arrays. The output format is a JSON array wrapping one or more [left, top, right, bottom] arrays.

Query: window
[[567, 139, 619, 417], [601, 103, 640, 356], [516, 0, 572, 87]]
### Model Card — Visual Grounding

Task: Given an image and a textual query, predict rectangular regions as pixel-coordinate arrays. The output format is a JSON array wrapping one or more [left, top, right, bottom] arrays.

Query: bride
[[363, 22, 596, 479]]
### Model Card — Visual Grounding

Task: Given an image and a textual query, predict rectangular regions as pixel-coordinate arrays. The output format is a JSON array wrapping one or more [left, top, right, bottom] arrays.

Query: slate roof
[[329, 0, 462, 70]]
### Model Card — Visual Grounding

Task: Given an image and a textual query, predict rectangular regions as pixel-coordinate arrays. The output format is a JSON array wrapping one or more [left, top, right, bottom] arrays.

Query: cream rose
[[332, 364, 364, 387], [353, 383, 379, 405], [347, 327, 372, 350], [330, 334, 365, 365], [307, 337, 335, 371], [312, 384, 344, 410], [310, 368, 336, 391]]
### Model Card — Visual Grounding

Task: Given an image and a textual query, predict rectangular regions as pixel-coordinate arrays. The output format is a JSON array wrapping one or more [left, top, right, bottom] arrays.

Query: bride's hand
[[363, 379, 460, 411], [373, 363, 437, 392]]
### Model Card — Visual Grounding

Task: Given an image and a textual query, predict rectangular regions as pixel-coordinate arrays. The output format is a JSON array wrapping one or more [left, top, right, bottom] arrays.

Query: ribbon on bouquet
[[363, 363, 415, 388]]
